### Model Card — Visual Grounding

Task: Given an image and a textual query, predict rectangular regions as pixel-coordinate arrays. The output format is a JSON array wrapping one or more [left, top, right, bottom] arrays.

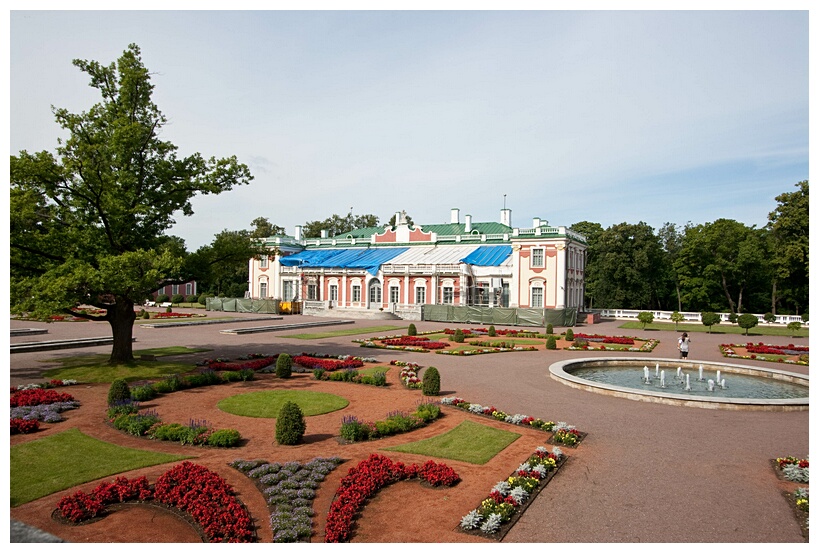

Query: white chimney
[[450, 208, 460, 224], [533, 217, 541, 228], [294, 225, 302, 241], [320, 229, 328, 238], [500, 208, 511, 227], [464, 214, 472, 233]]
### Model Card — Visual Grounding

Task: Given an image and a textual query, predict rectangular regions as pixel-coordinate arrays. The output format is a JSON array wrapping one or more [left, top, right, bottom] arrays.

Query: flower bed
[[567, 334, 658, 352], [444, 327, 541, 337], [11, 418, 40, 434], [10, 388, 77, 408], [107, 404, 242, 447], [574, 333, 634, 344], [459, 446, 565, 539], [151, 312, 205, 319], [440, 396, 585, 446], [230, 457, 344, 543], [324, 453, 459, 542], [338, 402, 441, 442], [381, 336, 450, 350], [10, 380, 80, 427], [390, 360, 424, 389], [773, 456, 809, 483], [436, 344, 538, 356], [293, 355, 364, 372], [206, 356, 276, 371], [56, 462, 255, 542], [720, 343, 809, 365]]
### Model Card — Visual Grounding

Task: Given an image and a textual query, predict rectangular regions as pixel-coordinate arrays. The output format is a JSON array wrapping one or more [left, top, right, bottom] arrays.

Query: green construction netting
[[206, 297, 279, 314], [422, 306, 577, 327]]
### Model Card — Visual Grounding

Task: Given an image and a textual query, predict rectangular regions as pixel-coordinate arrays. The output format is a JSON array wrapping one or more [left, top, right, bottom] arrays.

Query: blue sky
[[8, 4, 811, 250]]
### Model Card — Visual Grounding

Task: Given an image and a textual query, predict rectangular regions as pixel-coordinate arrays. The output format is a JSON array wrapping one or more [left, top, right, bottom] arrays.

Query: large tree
[[10, 44, 253, 364], [303, 211, 380, 238], [766, 180, 809, 314], [569, 221, 603, 309]]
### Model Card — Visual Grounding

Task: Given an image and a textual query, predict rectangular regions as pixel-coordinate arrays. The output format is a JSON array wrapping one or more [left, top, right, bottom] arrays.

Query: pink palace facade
[[248, 208, 586, 318]]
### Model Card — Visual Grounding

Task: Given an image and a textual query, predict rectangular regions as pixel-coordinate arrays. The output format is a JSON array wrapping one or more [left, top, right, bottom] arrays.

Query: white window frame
[[532, 248, 544, 268], [329, 284, 338, 301], [442, 286, 454, 304], [415, 286, 426, 305], [531, 285, 544, 308], [369, 281, 382, 304], [352, 284, 362, 302], [389, 285, 400, 304], [259, 281, 268, 298], [260, 254, 268, 268]]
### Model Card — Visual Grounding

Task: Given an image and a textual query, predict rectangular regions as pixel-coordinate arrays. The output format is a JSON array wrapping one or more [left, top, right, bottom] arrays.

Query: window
[[185, 283, 192, 296], [307, 284, 318, 300], [415, 286, 426, 305], [442, 286, 454, 304], [329, 285, 338, 301], [260, 255, 268, 268], [283, 281, 296, 301], [390, 286, 400, 303], [172, 284, 179, 295], [531, 286, 543, 308], [259, 281, 268, 298], [369, 282, 382, 304], [532, 248, 544, 267], [352, 285, 361, 302]]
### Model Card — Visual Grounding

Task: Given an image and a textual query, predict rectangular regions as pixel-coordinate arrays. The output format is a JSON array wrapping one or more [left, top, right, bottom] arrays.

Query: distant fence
[[596, 309, 808, 326], [423, 305, 577, 327]]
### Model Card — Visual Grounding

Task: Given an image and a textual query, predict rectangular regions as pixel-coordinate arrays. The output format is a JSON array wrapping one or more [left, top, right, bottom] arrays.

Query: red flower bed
[[574, 333, 635, 345], [382, 336, 449, 349], [10, 388, 75, 407], [152, 462, 254, 542], [57, 476, 153, 523], [744, 343, 809, 355], [11, 418, 40, 434], [207, 357, 275, 371], [325, 454, 460, 542], [56, 463, 253, 542], [152, 312, 196, 319], [292, 355, 364, 371]]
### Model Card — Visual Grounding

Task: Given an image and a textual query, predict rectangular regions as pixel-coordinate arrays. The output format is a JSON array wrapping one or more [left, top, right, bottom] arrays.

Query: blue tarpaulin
[[459, 245, 512, 266], [280, 248, 409, 275]]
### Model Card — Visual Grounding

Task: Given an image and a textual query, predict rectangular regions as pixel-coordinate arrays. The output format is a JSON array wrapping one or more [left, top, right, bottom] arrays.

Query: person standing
[[678, 332, 690, 359]]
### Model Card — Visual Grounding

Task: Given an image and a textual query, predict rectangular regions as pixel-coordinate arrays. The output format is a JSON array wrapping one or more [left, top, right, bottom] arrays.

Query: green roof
[[420, 222, 512, 236], [337, 226, 385, 239]]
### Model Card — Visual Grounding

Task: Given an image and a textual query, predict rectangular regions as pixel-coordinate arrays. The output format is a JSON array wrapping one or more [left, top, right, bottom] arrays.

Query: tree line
[[570, 180, 808, 317]]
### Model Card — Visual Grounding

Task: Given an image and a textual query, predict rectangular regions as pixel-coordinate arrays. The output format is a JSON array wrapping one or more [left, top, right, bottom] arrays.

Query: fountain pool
[[549, 358, 809, 411]]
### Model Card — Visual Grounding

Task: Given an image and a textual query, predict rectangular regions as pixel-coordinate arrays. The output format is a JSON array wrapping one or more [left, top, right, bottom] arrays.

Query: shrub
[[107, 379, 131, 407], [155, 294, 170, 303], [414, 402, 441, 422], [452, 329, 465, 343], [787, 321, 803, 336], [312, 368, 325, 380], [737, 313, 759, 335], [130, 384, 157, 402], [546, 323, 554, 335], [545, 336, 557, 350], [407, 323, 417, 336], [763, 312, 776, 323], [276, 401, 306, 445], [207, 429, 242, 447], [141, 311, 150, 319], [564, 328, 574, 341], [670, 311, 685, 330], [637, 311, 654, 329], [340, 416, 371, 442], [368, 371, 387, 387], [701, 312, 721, 333], [149, 423, 195, 443], [572, 339, 589, 349], [422, 367, 441, 396], [112, 411, 161, 436], [198, 293, 209, 306], [728, 312, 738, 324], [276, 353, 293, 379], [488, 326, 496, 337], [171, 294, 185, 304], [166, 306, 173, 313]]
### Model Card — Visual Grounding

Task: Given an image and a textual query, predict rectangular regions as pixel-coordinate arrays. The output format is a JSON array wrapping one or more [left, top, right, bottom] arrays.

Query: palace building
[[247, 208, 586, 320]]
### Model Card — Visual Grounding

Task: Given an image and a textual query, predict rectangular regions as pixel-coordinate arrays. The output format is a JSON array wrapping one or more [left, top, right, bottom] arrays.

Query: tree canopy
[[302, 211, 380, 238], [10, 44, 254, 364]]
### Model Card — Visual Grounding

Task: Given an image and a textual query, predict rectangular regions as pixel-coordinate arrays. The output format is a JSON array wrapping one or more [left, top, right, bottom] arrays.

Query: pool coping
[[548, 357, 809, 411]]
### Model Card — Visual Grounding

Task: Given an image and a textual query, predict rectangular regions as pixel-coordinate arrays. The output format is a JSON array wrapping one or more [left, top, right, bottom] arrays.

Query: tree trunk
[[720, 271, 736, 314], [675, 283, 682, 312], [107, 298, 136, 364], [771, 280, 778, 315]]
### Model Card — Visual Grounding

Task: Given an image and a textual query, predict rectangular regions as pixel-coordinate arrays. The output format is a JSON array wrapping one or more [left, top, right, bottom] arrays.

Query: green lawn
[[382, 420, 520, 464], [10, 428, 190, 507], [359, 365, 391, 377], [287, 325, 406, 339], [619, 321, 808, 338], [41, 347, 209, 383], [217, 390, 349, 418]]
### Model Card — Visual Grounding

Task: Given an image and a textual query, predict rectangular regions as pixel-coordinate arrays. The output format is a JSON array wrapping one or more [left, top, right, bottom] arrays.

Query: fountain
[[549, 357, 809, 411]]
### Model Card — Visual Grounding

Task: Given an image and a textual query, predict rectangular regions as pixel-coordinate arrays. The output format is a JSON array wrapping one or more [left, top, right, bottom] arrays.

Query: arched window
[[369, 279, 382, 305]]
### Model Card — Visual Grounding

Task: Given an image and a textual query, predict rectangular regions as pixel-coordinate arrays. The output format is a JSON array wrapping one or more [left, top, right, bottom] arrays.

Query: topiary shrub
[[488, 325, 496, 337], [763, 312, 776, 323], [171, 294, 185, 304], [276, 401, 306, 445], [198, 293, 209, 306], [107, 379, 131, 406], [564, 328, 574, 341], [156, 294, 169, 303], [407, 323, 417, 336], [422, 366, 441, 396], [142, 311, 150, 319], [546, 336, 557, 350], [453, 329, 465, 343], [546, 323, 554, 335], [166, 306, 173, 313], [276, 353, 293, 378]]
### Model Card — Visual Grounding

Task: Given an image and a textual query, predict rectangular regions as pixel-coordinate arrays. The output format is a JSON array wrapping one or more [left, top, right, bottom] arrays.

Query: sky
[[7, 2, 812, 250]]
